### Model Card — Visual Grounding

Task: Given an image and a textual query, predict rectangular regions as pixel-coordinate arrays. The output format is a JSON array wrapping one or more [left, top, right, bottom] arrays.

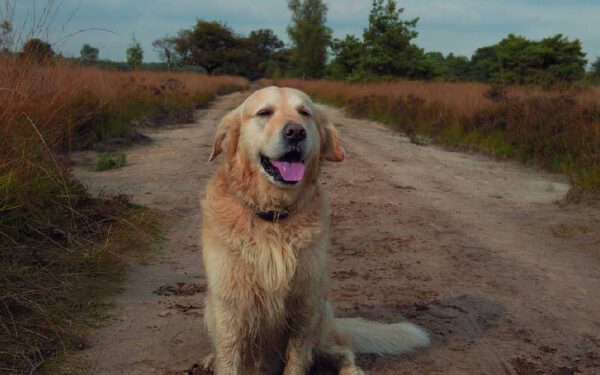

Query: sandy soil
[[72, 91, 600, 375]]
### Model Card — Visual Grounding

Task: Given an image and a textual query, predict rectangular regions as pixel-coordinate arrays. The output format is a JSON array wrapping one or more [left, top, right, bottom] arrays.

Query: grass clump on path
[[94, 152, 127, 171]]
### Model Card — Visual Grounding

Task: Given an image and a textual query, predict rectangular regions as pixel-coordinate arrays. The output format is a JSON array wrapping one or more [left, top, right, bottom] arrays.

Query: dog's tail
[[334, 318, 430, 355]]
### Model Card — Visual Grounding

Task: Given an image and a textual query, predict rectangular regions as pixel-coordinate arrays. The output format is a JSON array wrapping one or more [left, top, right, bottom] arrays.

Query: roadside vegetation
[[277, 78, 600, 191], [0, 52, 248, 373]]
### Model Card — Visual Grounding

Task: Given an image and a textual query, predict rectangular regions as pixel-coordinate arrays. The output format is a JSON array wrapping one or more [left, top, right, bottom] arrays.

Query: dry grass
[[0, 56, 249, 151], [277, 79, 600, 191], [0, 56, 248, 373], [278, 79, 494, 118], [1, 55, 248, 239]]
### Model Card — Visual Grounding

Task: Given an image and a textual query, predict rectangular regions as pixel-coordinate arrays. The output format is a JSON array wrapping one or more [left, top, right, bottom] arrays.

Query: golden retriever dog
[[200, 86, 429, 374]]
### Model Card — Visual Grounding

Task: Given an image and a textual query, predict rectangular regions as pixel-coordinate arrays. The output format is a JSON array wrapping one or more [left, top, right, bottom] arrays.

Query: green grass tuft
[[94, 152, 127, 171], [114, 153, 127, 168]]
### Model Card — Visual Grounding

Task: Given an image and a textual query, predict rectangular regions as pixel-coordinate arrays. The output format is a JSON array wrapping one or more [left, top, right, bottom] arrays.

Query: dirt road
[[73, 91, 600, 375]]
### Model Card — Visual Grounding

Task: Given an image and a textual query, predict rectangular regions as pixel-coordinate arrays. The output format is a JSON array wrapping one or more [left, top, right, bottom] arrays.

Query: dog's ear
[[209, 107, 241, 162], [316, 106, 345, 162]]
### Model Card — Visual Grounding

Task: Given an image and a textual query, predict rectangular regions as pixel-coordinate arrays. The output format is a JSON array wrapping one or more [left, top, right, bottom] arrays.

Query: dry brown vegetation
[[0, 56, 248, 373], [277, 79, 600, 191]]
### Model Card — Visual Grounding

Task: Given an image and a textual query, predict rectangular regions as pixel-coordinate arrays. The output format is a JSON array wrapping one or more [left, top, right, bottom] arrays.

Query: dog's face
[[209, 86, 344, 189]]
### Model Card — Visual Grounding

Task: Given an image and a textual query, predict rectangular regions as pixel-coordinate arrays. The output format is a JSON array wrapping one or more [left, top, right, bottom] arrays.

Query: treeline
[[424, 34, 588, 85], [153, 25, 289, 79], [6, 0, 600, 85], [146, 0, 600, 86], [327, 1, 591, 85], [5, 37, 206, 73], [150, 0, 598, 85]]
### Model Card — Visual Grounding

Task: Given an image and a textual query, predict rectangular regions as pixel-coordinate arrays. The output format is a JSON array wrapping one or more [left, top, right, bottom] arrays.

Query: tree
[[242, 29, 285, 79], [444, 53, 471, 81], [0, 19, 11, 52], [247, 29, 284, 62], [424, 51, 447, 78], [22, 38, 54, 62], [471, 34, 587, 85], [591, 57, 600, 81], [361, 0, 431, 79], [152, 36, 177, 70], [423, 52, 473, 81], [287, 0, 332, 78], [262, 48, 292, 78], [329, 35, 364, 79], [173, 21, 239, 74], [126, 37, 143, 70], [536, 34, 587, 83], [80, 44, 99, 64], [158, 23, 286, 78], [470, 45, 500, 82]]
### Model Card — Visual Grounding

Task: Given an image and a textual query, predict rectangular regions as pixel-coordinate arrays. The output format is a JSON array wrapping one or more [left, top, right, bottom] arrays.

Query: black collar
[[255, 209, 290, 222]]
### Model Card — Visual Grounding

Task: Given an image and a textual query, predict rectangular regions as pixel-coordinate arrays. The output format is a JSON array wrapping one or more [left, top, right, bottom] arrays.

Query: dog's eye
[[298, 109, 311, 117], [256, 108, 273, 117]]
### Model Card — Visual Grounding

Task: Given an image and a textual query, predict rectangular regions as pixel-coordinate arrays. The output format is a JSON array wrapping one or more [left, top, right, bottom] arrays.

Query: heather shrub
[[277, 78, 600, 190]]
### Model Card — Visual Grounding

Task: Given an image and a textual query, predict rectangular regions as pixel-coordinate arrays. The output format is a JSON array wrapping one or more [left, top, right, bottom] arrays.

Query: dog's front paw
[[339, 364, 365, 375], [185, 354, 215, 375], [201, 353, 215, 373], [338, 365, 365, 375]]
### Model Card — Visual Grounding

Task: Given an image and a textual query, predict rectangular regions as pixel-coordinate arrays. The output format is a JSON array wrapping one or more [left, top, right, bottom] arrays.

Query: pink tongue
[[271, 160, 305, 182]]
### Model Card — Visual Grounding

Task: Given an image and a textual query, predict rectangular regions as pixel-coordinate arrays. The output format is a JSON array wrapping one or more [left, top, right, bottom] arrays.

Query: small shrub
[[94, 152, 127, 171], [94, 152, 114, 171]]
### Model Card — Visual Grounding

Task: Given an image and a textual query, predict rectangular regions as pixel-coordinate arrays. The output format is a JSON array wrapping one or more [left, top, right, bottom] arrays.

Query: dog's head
[[209, 86, 344, 191]]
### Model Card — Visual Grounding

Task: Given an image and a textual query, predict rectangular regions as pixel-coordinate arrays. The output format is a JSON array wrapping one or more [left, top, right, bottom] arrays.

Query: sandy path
[[73, 91, 600, 375]]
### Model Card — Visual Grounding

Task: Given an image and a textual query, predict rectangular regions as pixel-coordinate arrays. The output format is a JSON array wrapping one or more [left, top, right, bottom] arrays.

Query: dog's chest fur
[[202, 186, 329, 326]]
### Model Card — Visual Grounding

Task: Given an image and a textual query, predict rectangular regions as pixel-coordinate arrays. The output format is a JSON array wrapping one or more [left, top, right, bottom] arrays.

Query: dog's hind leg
[[318, 304, 365, 375]]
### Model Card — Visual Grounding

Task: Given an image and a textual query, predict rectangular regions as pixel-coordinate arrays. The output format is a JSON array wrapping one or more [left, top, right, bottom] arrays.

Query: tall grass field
[[0, 56, 248, 373], [277, 79, 600, 192]]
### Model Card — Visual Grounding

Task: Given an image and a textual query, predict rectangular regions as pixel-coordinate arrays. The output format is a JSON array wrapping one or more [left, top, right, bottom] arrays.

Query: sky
[[7, 0, 600, 64]]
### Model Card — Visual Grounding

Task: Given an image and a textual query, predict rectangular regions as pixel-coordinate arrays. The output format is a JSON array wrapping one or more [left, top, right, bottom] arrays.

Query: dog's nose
[[283, 123, 306, 143]]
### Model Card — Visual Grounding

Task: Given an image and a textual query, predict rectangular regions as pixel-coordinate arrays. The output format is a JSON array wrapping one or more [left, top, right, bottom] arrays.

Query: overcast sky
[[9, 0, 600, 63]]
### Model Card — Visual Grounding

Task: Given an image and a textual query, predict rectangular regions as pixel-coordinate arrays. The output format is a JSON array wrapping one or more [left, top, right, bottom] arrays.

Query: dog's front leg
[[282, 295, 320, 375], [214, 340, 241, 375], [210, 301, 243, 375]]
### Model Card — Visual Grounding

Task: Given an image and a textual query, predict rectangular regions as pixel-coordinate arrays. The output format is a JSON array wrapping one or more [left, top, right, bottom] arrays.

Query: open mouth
[[260, 150, 306, 185]]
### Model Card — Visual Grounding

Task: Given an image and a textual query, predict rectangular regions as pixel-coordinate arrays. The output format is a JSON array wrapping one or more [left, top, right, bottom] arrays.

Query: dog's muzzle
[[259, 123, 309, 185]]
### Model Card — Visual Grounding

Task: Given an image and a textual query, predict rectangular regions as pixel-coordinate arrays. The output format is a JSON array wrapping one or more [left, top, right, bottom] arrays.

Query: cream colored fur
[[200, 87, 429, 375]]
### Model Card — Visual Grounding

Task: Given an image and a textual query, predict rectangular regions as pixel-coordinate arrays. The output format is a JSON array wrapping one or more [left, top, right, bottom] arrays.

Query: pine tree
[[287, 0, 331, 78]]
